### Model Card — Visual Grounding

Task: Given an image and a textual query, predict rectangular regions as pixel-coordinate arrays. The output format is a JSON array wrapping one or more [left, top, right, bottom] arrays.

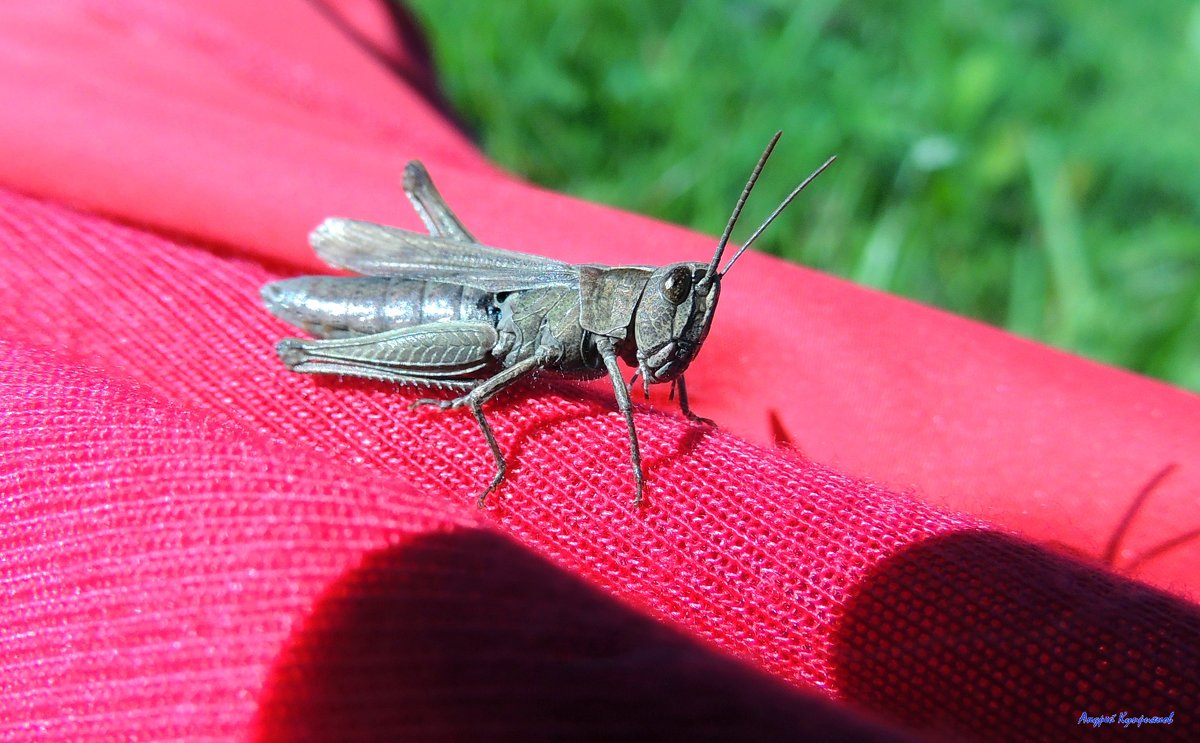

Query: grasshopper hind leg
[[273, 322, 497, 389]]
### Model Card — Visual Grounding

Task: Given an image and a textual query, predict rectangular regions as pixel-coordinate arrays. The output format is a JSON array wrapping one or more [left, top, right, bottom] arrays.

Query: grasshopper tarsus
[[262, 134, 833, 505], [629, 436, 646, 506], [476, 477, 504, 508], [633, 482, 646, 508]]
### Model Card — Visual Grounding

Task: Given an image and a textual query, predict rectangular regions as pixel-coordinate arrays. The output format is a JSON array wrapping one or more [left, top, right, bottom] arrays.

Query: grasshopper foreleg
[[674, 375, 715, 427]]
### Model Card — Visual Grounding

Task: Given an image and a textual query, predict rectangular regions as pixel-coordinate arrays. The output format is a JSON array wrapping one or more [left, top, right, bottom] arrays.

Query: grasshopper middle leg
[[411, 352, 548, 505], [596, 337, 645, 506]]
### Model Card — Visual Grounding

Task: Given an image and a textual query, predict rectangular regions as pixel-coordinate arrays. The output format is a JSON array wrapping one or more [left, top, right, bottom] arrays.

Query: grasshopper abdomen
[[264, 276, 494, 339]]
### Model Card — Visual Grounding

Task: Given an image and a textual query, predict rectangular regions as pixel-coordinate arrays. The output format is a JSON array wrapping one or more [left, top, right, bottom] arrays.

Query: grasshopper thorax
[[628, 262, 721, 384]]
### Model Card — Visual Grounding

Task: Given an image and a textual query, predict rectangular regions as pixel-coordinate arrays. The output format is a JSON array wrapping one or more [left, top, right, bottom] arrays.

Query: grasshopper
[[261, 132, 833, 505]]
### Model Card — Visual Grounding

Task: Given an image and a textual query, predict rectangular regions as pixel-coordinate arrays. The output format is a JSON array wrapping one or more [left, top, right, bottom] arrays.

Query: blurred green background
[[405, 1, 1200, 392]]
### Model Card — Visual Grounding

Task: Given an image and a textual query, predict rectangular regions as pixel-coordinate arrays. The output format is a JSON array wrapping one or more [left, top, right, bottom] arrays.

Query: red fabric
[[1, 1, 1198, 740], [2, 0, 1197, 599]]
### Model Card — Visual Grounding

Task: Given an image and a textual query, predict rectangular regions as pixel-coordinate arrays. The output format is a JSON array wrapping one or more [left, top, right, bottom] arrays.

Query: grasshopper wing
[[311, 218, 579, 292]]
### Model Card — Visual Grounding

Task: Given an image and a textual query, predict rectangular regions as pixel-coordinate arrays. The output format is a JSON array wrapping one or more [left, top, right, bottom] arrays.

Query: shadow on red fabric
[[254, 528, 908, 742], [834, 530, 1200, 740]]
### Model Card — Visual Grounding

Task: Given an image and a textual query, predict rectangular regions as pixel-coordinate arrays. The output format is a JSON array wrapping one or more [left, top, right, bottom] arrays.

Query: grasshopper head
[[630, 262, 721, 384], [627, 135, 834, 389]]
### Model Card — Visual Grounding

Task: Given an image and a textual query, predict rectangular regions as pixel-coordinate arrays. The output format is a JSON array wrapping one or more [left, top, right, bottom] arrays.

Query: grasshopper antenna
[[719, 155, 836, 276], [698, 131, 782, 292]]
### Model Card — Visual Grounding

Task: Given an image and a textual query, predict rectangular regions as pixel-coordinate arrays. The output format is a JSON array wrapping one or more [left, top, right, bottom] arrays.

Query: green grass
[[405, 1, 1200, 392]]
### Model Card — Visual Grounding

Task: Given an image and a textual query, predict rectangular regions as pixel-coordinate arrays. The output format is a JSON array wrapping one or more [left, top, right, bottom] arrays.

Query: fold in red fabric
[[2, 0, 1197, 598], [1, 1, 1198, 740]]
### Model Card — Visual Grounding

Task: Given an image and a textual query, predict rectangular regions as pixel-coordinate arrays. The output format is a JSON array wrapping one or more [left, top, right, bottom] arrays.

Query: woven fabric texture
[[2, 185, 1197, 740], [2, 1, 1199, 740], [0, 338, 901, 741], [2, 0, 1197, 599]]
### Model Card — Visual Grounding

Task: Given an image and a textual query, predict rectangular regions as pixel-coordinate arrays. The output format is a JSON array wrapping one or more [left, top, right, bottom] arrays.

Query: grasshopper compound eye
[[661, 266, 692, 304]]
